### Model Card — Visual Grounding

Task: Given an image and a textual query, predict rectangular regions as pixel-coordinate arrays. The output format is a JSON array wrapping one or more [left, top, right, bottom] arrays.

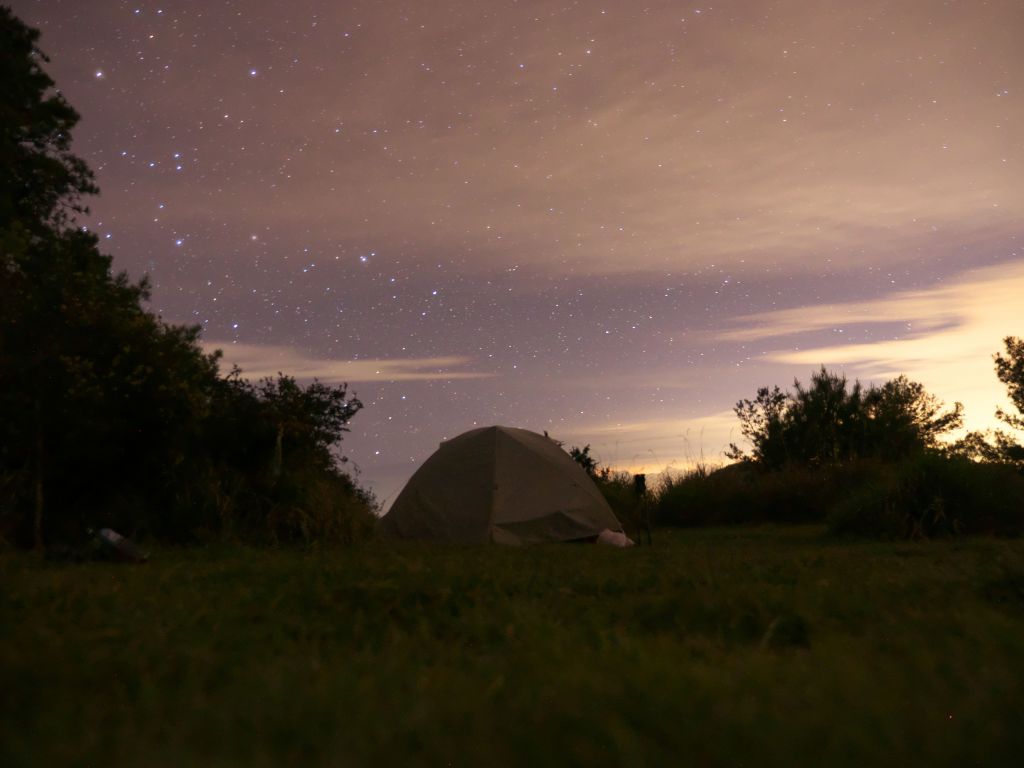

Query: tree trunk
[[33, 427, 44, 551], [270, 423, 283, 485]]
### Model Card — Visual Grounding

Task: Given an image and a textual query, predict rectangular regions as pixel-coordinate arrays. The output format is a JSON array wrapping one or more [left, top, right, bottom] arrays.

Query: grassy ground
[[3, 526, 1024, 767]]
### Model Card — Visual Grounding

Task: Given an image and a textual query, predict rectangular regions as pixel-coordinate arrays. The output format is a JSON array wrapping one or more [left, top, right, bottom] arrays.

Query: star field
[[12, 0, 1023, 502]]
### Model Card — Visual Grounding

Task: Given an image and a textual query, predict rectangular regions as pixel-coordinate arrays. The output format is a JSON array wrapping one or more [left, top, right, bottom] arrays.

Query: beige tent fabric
[[379, 426, 623, 544]]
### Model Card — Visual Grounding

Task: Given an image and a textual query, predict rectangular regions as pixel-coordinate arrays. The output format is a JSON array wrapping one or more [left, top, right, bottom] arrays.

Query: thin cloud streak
[[714, 261, 1024, 433], [565, 411, 741, 477], [203, 342, 494, 383]]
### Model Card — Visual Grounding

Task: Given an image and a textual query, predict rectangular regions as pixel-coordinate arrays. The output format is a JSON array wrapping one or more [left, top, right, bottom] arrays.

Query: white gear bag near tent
[[378, 426, 627, 545]]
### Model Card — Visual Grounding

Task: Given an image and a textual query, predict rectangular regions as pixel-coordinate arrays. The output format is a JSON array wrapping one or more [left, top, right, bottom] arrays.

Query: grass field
[[3, 526, 1024, 767]]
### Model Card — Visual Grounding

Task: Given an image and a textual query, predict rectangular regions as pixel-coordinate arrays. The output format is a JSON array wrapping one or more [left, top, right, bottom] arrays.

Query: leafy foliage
[[728, 367, 962, 468], [654, 454, 1023, 539], [828, 453, 1024, 539], [726, 385, 788, 465], [0, 6, 96, 232], [663, 366, 1024, 540], [655, 461, 854, 528], [995, 336, 1024, 428], [568, 443, 598, 477], [0, 9, 374, 548], [862, 376, 964, 457], [787, 368, 864, 464], [952, 336, 1024, 465]]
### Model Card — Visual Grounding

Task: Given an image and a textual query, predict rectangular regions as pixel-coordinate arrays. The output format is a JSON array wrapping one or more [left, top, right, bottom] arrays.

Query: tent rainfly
[[378, 425, 625, 544]]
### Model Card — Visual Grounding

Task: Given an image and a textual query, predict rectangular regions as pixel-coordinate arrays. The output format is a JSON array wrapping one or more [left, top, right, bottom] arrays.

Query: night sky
[[13, 0, 1023, 504]]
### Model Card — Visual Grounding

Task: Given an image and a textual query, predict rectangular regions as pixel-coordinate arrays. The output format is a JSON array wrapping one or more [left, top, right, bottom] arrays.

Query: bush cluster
[[0, 9, 375, 548], [654, 463, 830, 527], [652, 454, 1024, 539], [828, 454, 1024, 539], [654, 353, 1024, 540], [728, 368, 963, 468]]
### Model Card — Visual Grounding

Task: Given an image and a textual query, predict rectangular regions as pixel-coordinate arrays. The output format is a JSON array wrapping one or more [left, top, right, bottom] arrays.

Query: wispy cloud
[[713, 260, 1024, 432], [140, 0, 1023, 276], [202, 342, 494, 383], [564, 411, 741, 476]]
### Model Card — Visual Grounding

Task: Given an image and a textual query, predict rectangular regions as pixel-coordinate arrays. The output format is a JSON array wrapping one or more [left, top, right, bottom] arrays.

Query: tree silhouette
[[955, 337, 1024, 465], [729, 368, 962, 468], [569, 444, 599, 477], [727, 385, 788, 465], [862, 375, 963, 459], [994, 336, 1024, 432], [0, 8, 370, 547], [0, 6, 96, 232]]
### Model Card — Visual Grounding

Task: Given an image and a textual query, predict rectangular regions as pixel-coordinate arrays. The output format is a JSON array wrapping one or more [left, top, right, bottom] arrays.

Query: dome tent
[[379, 426, 624, 544]]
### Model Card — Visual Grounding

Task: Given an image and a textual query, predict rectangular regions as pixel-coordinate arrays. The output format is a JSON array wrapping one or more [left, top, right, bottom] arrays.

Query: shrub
[[729, 369, 962, 468], [828, 454, 1024, 539], [654, 462, 845, 527]]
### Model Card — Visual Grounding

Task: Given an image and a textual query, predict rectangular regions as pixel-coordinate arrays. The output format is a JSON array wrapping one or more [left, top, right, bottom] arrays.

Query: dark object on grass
[[92, 528, 149, 563], [633, 473, 647, 496]]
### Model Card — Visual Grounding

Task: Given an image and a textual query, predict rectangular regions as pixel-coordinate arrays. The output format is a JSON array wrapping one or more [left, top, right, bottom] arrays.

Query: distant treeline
[[0, 8, 375, 549], [581, 344, 1024, 539]]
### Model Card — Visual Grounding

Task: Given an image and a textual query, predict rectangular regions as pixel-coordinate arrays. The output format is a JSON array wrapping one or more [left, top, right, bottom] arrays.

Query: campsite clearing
[[3, 526, 1023, 767]]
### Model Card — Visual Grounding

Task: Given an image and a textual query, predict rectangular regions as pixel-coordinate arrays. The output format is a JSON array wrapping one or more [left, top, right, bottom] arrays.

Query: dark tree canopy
[[0, 8, 372, 548], [569, 444, 599, 477], [729, 367, 962, 469], [863, 375, 964, 457], [727, 385, 788, 466], [787, 368, 865, 465], [0, 5, 96, 232], [995, 336, 1024, 431], [954, 336, 1024, 465]]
